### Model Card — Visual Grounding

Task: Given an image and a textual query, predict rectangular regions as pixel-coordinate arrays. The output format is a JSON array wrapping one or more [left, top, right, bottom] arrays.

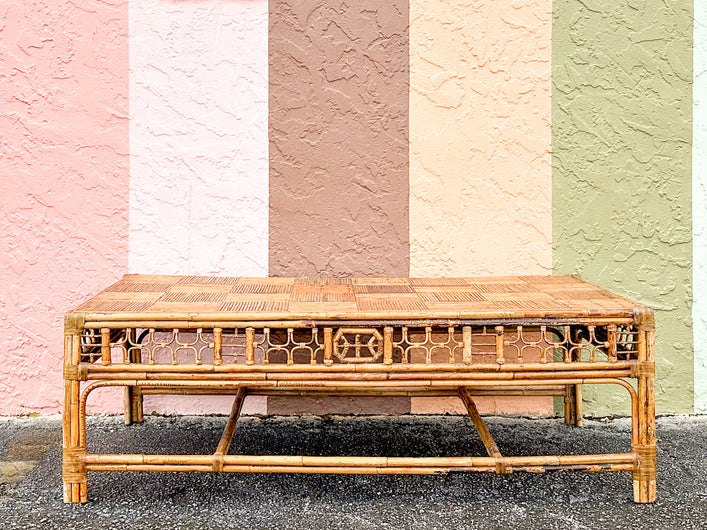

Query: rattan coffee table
[[62, 275, 656, 503]]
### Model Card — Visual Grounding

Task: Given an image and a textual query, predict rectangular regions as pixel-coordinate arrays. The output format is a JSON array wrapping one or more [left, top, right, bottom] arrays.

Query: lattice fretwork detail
[[79, 324, 639, 367]]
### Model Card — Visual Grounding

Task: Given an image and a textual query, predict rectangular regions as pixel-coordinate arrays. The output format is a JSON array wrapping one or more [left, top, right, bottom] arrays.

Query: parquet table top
[[74, 274, 646, 321]]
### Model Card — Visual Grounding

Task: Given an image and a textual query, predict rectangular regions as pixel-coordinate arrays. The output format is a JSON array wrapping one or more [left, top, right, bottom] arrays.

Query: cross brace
[[459, 387, 508, 474], [213, 388, 247, 472]]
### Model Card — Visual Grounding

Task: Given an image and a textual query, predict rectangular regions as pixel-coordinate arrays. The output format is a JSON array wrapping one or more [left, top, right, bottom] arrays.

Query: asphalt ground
[[0, 414, 705, 529]]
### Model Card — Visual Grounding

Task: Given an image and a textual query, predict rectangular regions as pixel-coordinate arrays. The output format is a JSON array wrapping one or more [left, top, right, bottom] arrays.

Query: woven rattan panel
[[75, 275, 642, 321]]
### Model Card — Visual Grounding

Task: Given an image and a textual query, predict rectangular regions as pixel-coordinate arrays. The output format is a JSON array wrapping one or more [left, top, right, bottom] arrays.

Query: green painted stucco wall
[[553, 0, 693, 415]]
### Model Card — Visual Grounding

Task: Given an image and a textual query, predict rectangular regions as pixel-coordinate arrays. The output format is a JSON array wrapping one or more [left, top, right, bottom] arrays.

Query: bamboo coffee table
[[62, 275, 656, 503]]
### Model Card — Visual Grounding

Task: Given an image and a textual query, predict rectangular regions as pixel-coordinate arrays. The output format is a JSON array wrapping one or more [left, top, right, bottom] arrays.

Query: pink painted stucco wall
[[0, 1, 129, 414]]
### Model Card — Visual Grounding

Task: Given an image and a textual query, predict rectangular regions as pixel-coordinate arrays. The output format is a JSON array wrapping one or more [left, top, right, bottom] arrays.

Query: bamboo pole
[[85, 453, 635, 468], [82, 453, 636, 478], [100, 328, 111, 365], [62, 334, 74, 503], [462, 326, 472, 365], [633, 329, 656, 503], [136, 386, 568, 397], [85, 463, 635, 474], [82, 314, 638, 327], [84, 360, 635, 374], [62, 323, 88, 504], [245, 328, 255, 365], [575, 384, 583, 427], [85, 368, 634, 382], [78, 378, 639, 412], [324, 328, 333, 366], [213, 327, 223, 366], [495, 326, 505, 365], [213, 388, 247, 472], [459, 388, 507, 473], [607, 324, 617, 363], [564, 384, 584, 427], [383, 327, 393, 365]]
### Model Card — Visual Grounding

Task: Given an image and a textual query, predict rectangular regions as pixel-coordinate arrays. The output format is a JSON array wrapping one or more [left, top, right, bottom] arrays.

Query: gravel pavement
[[0, 414, 705, 529]]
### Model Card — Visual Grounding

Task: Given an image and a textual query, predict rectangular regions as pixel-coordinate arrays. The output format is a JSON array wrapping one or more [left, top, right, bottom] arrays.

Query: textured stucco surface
[[269, 0, 409, 277], [128, 0, 269, 415], [267, 0, 409, 414], [695, 0, 707, 414], [409, 0, 552, 277], [553, 0, 693, 415], [0, 1, 129, 414], [409, 396, 550, 416], [268, 397, 411, 416], [408, 0, 553, 416], [129, 0, 269, 277]]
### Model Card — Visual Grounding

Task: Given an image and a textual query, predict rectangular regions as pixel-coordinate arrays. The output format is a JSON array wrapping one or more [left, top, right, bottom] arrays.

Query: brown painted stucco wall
[[268, 0, 410, 415], [268, 0, 409, 278]]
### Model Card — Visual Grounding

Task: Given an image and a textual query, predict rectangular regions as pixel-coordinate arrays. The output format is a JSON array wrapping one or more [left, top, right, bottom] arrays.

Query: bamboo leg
[[131, 342, 144, 423], [62, 324, 88, 503], [564, 385, 583, 427], [633, 330, 656, 503], [124, 341, 144, 425], [564, 328, 583, 427], [123, 387, 133, 426], [564, 385, 576, 426], [459, 388, 507, 474], [134, 386, 144, 423], [213, 388, 247, 472], [124, 386, 146, 425]]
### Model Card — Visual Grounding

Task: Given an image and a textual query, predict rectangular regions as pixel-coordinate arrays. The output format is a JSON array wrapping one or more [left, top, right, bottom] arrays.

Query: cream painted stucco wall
[[408, 0, 553, 416], [409, 0, 552, 278]]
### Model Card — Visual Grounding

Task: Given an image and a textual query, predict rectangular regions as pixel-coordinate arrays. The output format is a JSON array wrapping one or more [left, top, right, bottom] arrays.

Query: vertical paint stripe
[[268, 1, 409, 277], [409, 0, 552, 278], [408, 0, 552, 416], [129, 0, 269, 277], [695, 0, 707, 414], [268, 1, 409, 414], [0, 1, 128, 413], [553, 0, 693, 415], [129, 0, 269, 415]]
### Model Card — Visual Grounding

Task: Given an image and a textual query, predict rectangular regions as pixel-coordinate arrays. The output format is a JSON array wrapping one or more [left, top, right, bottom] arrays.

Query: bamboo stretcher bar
[[81, 312, 639, 325], [84, 453, 636, 468], [86, 369, 633, 382], [82, 378, 637, 401], [88, 378, 633, 395], [212, 389, 246, 472], [138, 386, 568, 397], [215, 389, 246, 456], [84, 464, 636, 475], [77, 378, 641, 453], [82, 316, 638, 329], [83, 361, 635, 374]]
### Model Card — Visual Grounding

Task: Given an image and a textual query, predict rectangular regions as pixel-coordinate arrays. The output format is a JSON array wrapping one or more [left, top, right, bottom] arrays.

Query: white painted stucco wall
[[128, 0, 269, 277], [128, 0, 269, 415]]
